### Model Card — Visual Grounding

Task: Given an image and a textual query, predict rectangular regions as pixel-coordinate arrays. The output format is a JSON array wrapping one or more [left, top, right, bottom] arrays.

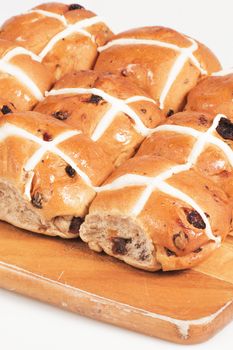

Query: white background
[[0, 1, 233, 349]]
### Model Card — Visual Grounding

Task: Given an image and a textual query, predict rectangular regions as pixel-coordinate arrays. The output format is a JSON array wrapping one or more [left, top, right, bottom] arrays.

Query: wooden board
[[1, 222, 233, 344]]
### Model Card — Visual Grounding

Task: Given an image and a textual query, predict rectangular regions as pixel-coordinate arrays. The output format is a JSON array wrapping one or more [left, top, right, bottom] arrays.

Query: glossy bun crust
[[35, 70, 164, 167], [0, 111, 113, 238], [0, 2, 113, 81], [95, 26, 221, 114], [0, 2, 230, 272], [0, 39, 53, 111], [186, 73, 233, 118], [137, 111, 233, 200], [80, 155, 231, 271]]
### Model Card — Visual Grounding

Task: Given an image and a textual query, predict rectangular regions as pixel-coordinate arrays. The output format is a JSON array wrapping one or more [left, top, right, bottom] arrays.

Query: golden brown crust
[[137, 111, 233, 199], [95, 26, 221, 114], [35, 70, 164, 167], [80, 155, 231, 271], [155, 241, 218, 271], [0, 111, 113, 236], [0, 3, 229, 273], [185, 74, 233, 118], [0, 39, 53, 111], [0, 3, 113, 81]]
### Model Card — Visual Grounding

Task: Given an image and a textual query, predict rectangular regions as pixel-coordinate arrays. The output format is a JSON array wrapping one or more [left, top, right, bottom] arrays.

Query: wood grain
[[0, 221, 233, 344]]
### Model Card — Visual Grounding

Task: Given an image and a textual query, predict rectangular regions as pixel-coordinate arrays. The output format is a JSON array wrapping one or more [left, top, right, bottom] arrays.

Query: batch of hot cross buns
[[0, 2, 232, 272]]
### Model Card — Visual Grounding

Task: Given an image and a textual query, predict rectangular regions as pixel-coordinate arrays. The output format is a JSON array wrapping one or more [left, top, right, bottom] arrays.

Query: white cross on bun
[[95, 26, 221, 115], [0, 2, 232, 272], [0, 2, 113, 81]]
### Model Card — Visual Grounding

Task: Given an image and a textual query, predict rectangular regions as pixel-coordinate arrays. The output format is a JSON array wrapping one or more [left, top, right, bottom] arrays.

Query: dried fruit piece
[[216, 117, 233, 140], [43, 132, 53, 142], [1, 105, 12, 115], [165, 247, 176, 257], [86, 94, 104, 105], [69, 217, 84, 234], [184, 208, 206, 229], [166, 109, 174, 117], [111, 237, 131, 255], [69, 4, 84, 11], [140, 108, 147, 114], [199, 115, 208, 125], [31, 192, 43, 209], [173, 232, 189, 250], [65, 165, 76, 178], [52, 110, 70, 121]]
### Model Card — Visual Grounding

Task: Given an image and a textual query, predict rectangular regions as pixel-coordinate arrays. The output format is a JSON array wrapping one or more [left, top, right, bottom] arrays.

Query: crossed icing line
[[98, 114, 233, 244], [27, 10, 102, 59], [0, 49, 44, 101], [0, 11, 103, 100], [0, 114, 229, 243], [27, 9, 69, 26], [98, 37, 207, 110], [46, 88, 157, 141], [153, 123, 233, 167], [0, 85, 159, 200], [0, 123, 94, 200]]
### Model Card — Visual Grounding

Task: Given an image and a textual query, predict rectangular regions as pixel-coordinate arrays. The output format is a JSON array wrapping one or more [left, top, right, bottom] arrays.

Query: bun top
[[0, 2, 113, 81], [35, 70, 164, 167], [0, 39, 53, 111], [186, 70, 233, 118], [95, 26, 221, 114], [0, 111, 113, 220]]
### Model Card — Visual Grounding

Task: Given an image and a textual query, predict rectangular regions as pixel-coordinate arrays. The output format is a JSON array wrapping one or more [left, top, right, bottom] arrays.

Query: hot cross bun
[[0, 2, 113, 81], [80, 155, 231, 271], [95, 26, 221, 115], [0, 111, 113, 238], [35, 70, 164, 167]]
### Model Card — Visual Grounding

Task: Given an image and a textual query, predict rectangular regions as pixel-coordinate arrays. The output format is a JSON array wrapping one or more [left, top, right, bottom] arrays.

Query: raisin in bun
[[0, 39, 53, 111], [35, 70, 164, 167], [0, 111, 113, 238], [137, 111, 233, 201], [80, 156, 231, 271], [95, 26, 221, 115], [0, 2, 113, 81], [186, 70, 233, 118], [0, 99, 17, 116]]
